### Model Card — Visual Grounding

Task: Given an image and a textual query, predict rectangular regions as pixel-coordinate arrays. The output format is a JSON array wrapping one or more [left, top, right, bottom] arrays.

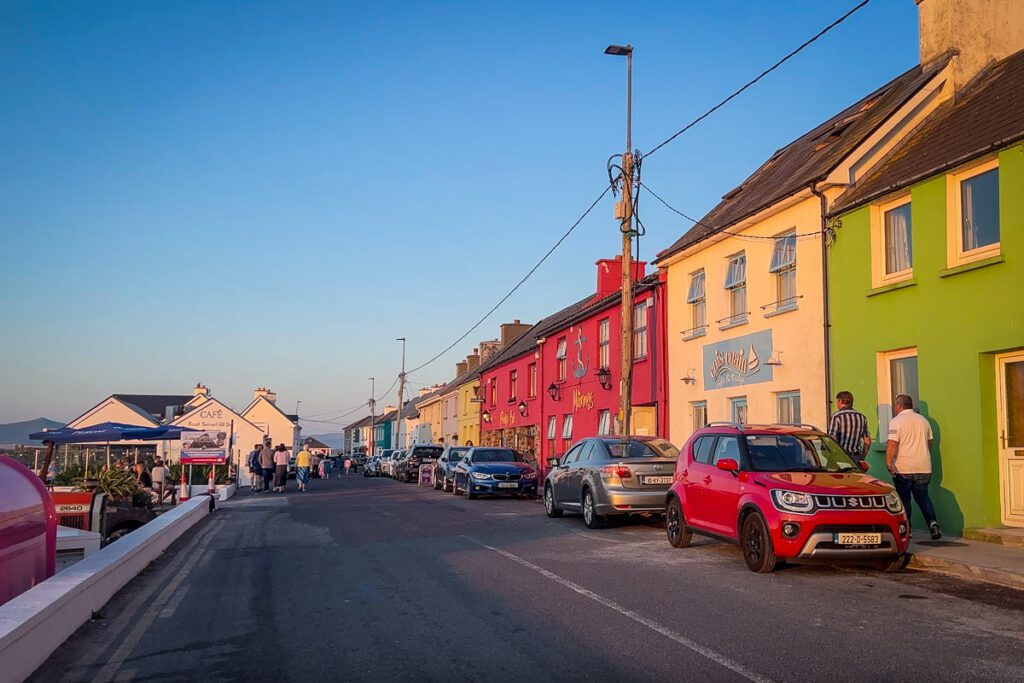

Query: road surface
[[32, 474, 1024, 682]]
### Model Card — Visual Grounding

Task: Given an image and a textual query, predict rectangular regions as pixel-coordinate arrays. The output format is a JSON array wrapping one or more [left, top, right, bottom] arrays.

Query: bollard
[[179, 467, 190, 502], [207, 466, 216, 495]]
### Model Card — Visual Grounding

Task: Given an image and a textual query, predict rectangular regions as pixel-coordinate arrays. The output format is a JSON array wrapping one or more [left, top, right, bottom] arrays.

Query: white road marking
[[463, 535, 774, 683]]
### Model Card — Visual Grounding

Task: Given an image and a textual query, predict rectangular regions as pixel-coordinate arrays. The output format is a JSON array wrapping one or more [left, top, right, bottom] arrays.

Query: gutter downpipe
[[810, 181, 833, 421]]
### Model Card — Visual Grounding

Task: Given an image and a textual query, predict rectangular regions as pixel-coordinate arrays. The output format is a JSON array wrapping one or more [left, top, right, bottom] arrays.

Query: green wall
[[829, 144, 1024, 534]]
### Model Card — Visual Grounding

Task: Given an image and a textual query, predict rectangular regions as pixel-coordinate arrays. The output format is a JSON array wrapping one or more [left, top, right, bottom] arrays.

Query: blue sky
[[0, 0, 919, 428]]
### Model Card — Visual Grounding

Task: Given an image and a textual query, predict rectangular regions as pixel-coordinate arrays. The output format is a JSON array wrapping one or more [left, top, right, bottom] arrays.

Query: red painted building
[[478, 257, 669, 478]]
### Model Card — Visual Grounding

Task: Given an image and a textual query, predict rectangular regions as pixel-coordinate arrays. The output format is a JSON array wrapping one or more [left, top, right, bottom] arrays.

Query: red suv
[[665, 423, 910, 573]]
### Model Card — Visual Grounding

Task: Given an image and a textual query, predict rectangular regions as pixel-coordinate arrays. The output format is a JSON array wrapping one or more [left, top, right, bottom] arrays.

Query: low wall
[[181, 483, 236, 501], [0, 496, 214, 683]]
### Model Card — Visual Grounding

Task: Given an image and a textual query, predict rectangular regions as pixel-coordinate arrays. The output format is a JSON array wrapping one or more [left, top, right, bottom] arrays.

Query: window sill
[[681, 328, 707, 342], [633, 355, 649, 363], [866, 278, 917, 297], [939, 254, 1004, 279], [763, 304, 799, 319], [718, 317, 748, 331]]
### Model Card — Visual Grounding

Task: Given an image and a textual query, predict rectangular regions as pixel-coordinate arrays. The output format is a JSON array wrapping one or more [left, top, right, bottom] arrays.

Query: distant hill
[[305, 432, 345, 450], [0, 418, 65, 446]]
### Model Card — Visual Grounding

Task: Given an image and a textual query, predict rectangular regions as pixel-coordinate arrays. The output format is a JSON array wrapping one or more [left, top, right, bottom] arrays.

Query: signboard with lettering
[[418, 464, 433, 486], [180, 430, 228, 464], [702, 330, 774, 389]]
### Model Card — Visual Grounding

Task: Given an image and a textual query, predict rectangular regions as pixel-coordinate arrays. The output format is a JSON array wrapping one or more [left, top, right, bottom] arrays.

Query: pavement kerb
[[0, 495, 214, 683], [907, 538, 1024, 591]]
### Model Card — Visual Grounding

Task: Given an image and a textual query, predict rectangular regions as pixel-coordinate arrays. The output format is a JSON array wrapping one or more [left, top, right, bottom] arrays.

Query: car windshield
[[472, 449, 521, 463], [412, 447, 443, 458], [605, 439, 679, 459], [745, 434, 860, 473]]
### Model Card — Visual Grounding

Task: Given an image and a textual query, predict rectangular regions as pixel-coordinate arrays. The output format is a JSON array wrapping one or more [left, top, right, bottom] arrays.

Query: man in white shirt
[[885, 394, 941, 540]]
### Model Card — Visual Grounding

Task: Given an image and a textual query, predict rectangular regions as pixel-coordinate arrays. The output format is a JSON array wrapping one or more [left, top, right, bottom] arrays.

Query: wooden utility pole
[[396, 338, 406, 450], [369, 377, 376, 459]]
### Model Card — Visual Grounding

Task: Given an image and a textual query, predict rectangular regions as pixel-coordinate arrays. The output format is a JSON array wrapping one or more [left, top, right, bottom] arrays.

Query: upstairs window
[[949, 159, 1000, 266], [884, 202, 913, 275], [685, 270, 706, 337], [598, 318, 610, 368], [633, 302, 648, 359], [556, 337, 568, 380], [723, 252, 747, 325], [769, 232, 797, 310], [528, 363, 537, 398], [509, 369, 517, 401]]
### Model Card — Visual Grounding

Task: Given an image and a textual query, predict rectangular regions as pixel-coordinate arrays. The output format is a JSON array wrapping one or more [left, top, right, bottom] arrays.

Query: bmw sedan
[[544, 437, 679, 528], [452, 447, 538, 499]]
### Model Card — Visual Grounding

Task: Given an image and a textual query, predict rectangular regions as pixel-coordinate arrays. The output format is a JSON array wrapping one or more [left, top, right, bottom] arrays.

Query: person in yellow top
[[295, 447, 312, 492]]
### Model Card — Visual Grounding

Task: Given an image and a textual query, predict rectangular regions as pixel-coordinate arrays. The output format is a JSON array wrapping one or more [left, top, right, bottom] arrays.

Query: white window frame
[[730, 396, 748, 425], [723, 252, 747, 325], [547, 415, 557, 439], [528, 363, 537, 398], [633, 301, 648, 360], [685, 270, 706, 337], [556, 337, 568, 380], [775, 391, 801, 424], [561, 414, 573, 440], [597, 409, 611, 436], [875, 347, 919, 432], [691, 401, 707, 433], [870, 194, 914, 287], [947, 157, 1000, 267], [598, 318, 610, 369]]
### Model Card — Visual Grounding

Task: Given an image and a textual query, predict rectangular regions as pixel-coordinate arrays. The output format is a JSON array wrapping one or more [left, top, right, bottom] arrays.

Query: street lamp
[[605, 42, 635, 439], [596, 366, 612, 390], [518, 401, 528, 417], [547, 383, 561, 401], [482, 409, 492, 424]]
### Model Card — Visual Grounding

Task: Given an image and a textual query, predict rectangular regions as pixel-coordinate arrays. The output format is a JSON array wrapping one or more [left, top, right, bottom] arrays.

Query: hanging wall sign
[[180, 430, 228, 464]]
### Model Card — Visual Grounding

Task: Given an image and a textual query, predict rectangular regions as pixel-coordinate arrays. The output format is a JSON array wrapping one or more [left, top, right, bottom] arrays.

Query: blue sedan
[[452, 447, 538, 499]]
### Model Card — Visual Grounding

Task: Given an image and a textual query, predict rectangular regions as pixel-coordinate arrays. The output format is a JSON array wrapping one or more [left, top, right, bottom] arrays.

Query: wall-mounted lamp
[[481, 410, 492, 424], [518, 401, 528, 416], [547, 383, 561, 401], [681, 369, 697, 385], [766, 352, 784, 367], [596, 366, 612, 390]]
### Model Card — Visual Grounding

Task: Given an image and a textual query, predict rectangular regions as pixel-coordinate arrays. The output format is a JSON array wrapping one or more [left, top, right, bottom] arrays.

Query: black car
[[396, 444, 445, 483], [433, 446, 470, 491]]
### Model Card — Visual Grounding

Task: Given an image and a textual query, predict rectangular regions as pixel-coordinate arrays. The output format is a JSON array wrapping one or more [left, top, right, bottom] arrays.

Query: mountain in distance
[[305, 432, 346, 450], [0, 418, 65, 445]]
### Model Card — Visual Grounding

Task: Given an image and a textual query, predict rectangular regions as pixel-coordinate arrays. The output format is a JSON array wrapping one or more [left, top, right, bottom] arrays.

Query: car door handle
[[680, 469, 688, 478], [703, 476, 712, 484]]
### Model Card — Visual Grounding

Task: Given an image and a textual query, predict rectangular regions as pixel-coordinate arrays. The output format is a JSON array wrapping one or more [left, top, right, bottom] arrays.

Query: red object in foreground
[[0, 456, 57, 606], [666, 424, 911, 573], [180, 467, 190, 502]]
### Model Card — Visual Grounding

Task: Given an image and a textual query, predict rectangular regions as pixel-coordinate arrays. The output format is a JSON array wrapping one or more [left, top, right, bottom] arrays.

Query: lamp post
[[605, 43, 635, 438], [396, 337, 406, 450], [368, 377, 376, 459]]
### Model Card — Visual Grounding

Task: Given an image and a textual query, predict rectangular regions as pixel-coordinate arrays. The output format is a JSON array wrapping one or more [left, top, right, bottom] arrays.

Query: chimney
[[466, 349, 481, 371], [595, 255, 647, 299], [254, 387, 278, 404], [384, 405, 396, 414], [456, 361, 468, 377], [478, 339, 502, 362], [918, 0, 1024, 90], [419, 387, 431, 397], [193, 382, 209, 398], [500, 320, 532, 347]]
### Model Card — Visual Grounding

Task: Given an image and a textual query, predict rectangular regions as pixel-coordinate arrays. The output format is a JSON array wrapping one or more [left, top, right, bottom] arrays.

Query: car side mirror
[[547, 457, 560, 467], [716, 458, 739, 473], [858, 459, 870, 473]]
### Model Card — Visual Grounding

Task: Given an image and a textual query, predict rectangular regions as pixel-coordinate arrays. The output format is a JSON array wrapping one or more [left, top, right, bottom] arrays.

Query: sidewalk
[[908, 533, 1024, 590]]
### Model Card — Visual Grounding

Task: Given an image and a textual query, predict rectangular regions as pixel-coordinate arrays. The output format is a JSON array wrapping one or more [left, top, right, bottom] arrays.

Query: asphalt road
[[32, 474, 1024, 683]]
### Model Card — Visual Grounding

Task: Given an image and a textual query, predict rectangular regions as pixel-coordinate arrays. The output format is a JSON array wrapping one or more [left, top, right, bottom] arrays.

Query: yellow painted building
[[458, 378, 481, 446], [656, 56, 955, 445], [414, 389, 444, 444]]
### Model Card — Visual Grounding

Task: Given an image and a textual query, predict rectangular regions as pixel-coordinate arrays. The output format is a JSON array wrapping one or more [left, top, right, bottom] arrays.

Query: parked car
[[544, 437, 679, 528], [452, 447, 538, 499], [433, 446, 470, 491], [665, 422, 910, 573], [363, 455, 382, 477], [383, 450, 402, 478], [396, 444, 445, 483]]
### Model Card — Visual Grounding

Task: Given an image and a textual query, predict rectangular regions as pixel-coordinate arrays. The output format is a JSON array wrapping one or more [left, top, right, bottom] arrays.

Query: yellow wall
[[458, 379, 481, 446], [418, 398, 442, 444], [662, 194, 828, 446]]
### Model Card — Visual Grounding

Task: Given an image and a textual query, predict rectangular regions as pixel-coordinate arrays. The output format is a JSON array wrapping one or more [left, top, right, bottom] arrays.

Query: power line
[[644, 0, 871, 158], [640, 181, 824, 241], [405, 184, 611, 375]]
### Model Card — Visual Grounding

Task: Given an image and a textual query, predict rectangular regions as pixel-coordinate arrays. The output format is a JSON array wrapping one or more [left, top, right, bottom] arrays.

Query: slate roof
[[376, 409, 398, 424], [112, 394, 192, 420], [345, 415, 373, 431], [304, 437, 331, 450], [655, 55, 953, 263], [831, 49, 1024, 215], [400, 400, 420, 420]]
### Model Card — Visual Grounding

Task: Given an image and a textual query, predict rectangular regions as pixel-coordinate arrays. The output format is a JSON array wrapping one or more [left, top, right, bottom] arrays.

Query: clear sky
[[0, 0, 919, 429]]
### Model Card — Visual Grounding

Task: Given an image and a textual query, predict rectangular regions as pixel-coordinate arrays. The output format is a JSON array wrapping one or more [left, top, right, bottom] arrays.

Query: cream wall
[[67, 398, 159, 429], [458, 380, 481, 446], [417, 398, 442, 444], [441, 392, 459, 444], [170, 398, 263, 485], [663, 194, 828, 446], [242, 398, 300, 452]]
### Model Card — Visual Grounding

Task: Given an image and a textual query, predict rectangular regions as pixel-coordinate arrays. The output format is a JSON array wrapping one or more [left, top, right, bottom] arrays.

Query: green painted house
[[374, 408, 398, 454], [828, 49, 1024, 534]]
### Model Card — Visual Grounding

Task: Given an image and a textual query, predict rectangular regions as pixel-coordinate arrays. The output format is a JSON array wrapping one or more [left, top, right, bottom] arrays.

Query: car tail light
[[600, 465, 632, 479]]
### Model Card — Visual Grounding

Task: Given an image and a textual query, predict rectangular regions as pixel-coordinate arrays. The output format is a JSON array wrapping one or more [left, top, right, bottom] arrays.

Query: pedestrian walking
[[247, 443, 263, 493], [310, 453, 322, 478], [295, 445, 312, 492], [886, 394, 942, 540], [344, 457, 352, 476], [829, 391, 872, 460], [319, 456, 332, 480], [273, 444, 290, 493], [259, 441, 275, 492]]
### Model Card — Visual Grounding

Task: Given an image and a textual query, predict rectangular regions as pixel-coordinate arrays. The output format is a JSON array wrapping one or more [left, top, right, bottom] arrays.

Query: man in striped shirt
[[828, 391, 871, 460]]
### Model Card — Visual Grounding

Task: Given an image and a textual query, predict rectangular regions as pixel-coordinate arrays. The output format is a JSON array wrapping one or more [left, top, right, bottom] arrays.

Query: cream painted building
[[415, 386, 444, 445], [241, 387, 301, 452], [656, 52, 958, 444], [170, 396, 264, 486]]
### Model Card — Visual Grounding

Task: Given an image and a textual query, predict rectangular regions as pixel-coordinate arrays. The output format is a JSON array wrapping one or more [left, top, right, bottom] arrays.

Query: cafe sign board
[[180, 430, 228, 464]]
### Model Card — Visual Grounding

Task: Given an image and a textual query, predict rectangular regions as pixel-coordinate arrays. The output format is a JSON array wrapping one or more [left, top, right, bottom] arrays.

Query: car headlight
[[770, 489, 814, 514], [885, 491, 904, 514], [470, 472, 492, 480], [522, 470, 537, 480]]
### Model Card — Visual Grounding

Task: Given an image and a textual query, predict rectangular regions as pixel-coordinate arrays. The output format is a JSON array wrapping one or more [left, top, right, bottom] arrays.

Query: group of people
[[129, 457, 176, 506], [247, 441, 291, 493], [828, 390, 942, 540]]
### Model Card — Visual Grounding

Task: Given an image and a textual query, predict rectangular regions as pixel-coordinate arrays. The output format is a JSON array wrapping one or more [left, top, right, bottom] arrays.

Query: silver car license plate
[[497, 482, 517, 488], [642, 475, 673, 485]]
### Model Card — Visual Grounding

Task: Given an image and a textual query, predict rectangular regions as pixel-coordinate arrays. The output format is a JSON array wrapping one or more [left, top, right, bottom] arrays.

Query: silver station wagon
[[544, 436, 679, 528]]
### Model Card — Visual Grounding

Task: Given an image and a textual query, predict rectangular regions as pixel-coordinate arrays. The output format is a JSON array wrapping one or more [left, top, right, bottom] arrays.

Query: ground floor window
[[597, 409, 611, 436], [776, 391, 801, 424], [730, 397, 748, 425], [691, 401, 707, 432], [561, 414, 573, 451]]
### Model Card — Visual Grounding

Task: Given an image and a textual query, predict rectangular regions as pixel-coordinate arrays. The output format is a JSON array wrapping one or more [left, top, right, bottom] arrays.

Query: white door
[[996, 352, 1024, 526]]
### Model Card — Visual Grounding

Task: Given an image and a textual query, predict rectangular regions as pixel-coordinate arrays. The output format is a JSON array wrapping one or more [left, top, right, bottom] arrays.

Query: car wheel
[[741, 512, 778, 573], [666, 498, 693, 548], [452, 477, 461, 495], [582, 490, 604, 529], [878, 554, 909, 572], [466, 483, 477, 500], [433, 474, 441, 490], [544, 487, 563, 518]]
